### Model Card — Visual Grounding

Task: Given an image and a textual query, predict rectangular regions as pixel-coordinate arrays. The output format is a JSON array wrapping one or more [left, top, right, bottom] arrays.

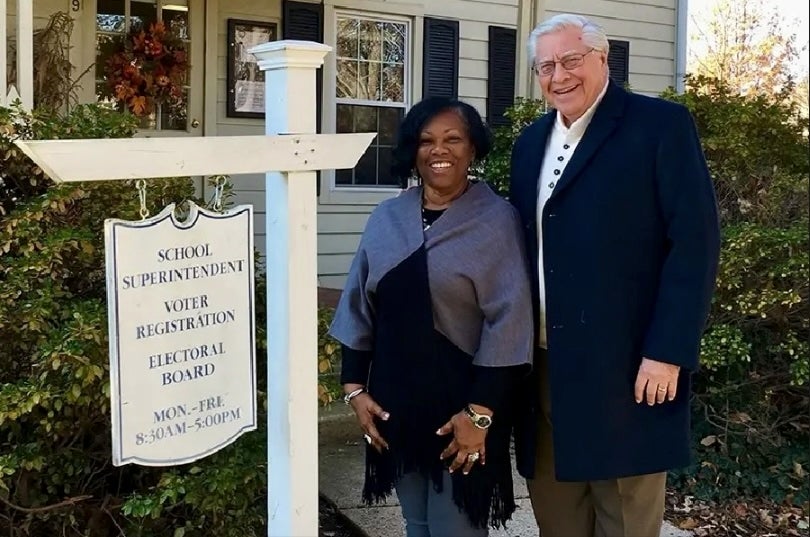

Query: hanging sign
[[105, 200, 256, 466]]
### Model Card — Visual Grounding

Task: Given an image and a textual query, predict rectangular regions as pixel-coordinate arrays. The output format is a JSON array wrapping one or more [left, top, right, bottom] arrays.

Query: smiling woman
[[329, 96, 534, 536]]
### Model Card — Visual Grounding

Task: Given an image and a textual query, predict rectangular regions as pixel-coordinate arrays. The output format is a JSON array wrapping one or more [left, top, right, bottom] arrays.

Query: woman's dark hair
[[390, 97, 493, 186]]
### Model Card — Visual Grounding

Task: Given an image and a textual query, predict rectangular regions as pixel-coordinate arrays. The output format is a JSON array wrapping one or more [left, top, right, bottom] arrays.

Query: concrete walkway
[[319, 405, 692, 537]]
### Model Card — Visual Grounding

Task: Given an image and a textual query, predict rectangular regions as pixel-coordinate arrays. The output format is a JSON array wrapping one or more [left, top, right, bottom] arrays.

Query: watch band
[[464, 405, 493, 429]]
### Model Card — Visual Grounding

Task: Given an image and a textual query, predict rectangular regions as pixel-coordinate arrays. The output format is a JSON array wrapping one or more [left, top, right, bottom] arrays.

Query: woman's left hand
[[437, 411, 488, 475]]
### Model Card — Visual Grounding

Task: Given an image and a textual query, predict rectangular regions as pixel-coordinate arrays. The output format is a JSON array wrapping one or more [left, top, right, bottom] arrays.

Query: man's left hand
[[634, 357, 680, 405]]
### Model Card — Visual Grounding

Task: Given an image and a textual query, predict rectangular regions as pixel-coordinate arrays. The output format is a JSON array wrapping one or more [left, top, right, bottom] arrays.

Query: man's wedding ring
[[467, 452, 480, 463], [363, 434, 372, 444], [657, 386, 667, 392]]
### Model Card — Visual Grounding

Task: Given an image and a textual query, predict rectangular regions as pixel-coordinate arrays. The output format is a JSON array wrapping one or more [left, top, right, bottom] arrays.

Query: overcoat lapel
[[548, 82, 627, 202]]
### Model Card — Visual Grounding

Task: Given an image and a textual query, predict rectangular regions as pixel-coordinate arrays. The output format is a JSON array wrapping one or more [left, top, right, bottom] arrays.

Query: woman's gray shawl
[[330, 181, 533, 369]]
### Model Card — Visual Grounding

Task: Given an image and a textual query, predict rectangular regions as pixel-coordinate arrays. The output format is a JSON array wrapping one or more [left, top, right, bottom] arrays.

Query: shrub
[[478, 97, 546, 196], [318, 308, 342, 405], [1, 102, 347, 535]]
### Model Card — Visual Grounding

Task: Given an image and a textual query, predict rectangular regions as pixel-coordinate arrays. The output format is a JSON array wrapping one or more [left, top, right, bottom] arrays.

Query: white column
[[16, 0, 33, 109], [250, 40, 331, 537], [1, 0, 6, 105]]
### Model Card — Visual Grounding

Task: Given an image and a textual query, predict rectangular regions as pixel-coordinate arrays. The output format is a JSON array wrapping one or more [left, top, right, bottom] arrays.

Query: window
[[96, 0, 191, 131], [334, 14, 409, 188]]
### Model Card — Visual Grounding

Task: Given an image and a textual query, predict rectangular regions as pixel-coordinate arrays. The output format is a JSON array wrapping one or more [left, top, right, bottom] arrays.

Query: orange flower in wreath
[[104, 22, 189, 117]]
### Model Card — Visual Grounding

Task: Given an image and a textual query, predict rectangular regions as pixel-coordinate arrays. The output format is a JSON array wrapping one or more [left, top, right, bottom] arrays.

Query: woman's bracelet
[[343, 387, 366, 405]]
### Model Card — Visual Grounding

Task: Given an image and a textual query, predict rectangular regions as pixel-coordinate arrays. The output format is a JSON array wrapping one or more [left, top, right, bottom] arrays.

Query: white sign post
[[252, 40, 330, 537], [16, 41, 373, 537]]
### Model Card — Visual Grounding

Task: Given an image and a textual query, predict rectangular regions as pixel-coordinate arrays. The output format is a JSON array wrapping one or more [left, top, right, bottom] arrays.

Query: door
[[95, 0, 205, 137]]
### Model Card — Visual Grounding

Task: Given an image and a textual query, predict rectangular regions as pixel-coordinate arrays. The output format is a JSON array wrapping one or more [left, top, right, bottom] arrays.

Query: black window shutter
[[608, 39, 630, 86], [423, 18, 459, 99], [282, 1, 324, 194], [282, 0, 323, 42], [487, 26, 516, 127]]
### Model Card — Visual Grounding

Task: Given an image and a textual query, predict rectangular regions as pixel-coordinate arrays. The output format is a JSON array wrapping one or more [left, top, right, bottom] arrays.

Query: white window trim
[[320, 7, 419, 206]]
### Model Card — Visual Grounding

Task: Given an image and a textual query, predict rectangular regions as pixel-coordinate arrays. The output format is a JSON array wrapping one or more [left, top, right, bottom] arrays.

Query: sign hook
[[135, 180, 149, 220]]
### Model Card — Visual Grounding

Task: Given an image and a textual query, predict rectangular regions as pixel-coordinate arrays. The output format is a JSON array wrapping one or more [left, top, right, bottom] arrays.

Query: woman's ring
[[363, 434, 372, 444], [467, 452, 480, 463]]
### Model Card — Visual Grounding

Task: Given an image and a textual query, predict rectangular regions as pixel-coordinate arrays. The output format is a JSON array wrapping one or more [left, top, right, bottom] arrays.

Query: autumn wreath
[[104, 22, 188, 116]]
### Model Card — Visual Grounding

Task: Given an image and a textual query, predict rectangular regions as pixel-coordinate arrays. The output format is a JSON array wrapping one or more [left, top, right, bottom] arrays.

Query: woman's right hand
[[346, 386, 390, 453]]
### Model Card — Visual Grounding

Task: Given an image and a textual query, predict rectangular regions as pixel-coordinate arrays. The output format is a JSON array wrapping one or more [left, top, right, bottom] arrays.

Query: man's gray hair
[[528, 14, 610, 66]]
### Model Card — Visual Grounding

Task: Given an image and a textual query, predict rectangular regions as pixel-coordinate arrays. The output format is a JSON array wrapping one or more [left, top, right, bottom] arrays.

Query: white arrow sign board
[[105, 201, 256, 466]]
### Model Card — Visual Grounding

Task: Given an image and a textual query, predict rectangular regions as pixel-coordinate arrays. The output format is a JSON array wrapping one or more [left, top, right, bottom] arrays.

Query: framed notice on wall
[[226, 19, 278, 118]]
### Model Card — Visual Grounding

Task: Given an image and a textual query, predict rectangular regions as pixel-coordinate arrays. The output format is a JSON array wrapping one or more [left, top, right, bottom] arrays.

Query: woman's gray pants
[[394, 471, 489, 537]]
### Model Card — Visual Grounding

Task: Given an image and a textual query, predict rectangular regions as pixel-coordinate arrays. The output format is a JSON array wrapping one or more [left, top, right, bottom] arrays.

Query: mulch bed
[[666, 490, 809, 536]]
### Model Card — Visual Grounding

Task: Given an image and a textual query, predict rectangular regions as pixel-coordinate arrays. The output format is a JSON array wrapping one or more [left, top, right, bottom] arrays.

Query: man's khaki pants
[[526, 351, 666, 537]]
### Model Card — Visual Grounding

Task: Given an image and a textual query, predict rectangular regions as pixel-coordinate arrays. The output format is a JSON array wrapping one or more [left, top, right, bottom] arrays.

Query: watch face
[[476, 416, 492, 428]]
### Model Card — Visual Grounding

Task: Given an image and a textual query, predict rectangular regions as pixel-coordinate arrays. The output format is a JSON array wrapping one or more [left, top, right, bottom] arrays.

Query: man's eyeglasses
[[533, 49, 595, 77]]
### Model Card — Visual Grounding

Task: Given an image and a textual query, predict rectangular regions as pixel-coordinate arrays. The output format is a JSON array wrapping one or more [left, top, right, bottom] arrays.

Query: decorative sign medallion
[[105, 202, 256, 466]]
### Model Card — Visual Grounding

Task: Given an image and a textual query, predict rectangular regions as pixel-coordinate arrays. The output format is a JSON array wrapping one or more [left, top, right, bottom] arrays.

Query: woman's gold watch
[[464, 405, 493, 429]]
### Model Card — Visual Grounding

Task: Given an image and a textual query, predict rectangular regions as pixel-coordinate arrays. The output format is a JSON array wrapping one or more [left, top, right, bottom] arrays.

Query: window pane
[[336, 60, 358, 98], [97, 0, 126, 32], [163, 1, 190, 40], [131, 0, 157, 29], [160, 90, 188, 131], [357, 61, 381, 101], [335, 168, 353, 186], [354, 148, 378, 185], [137, 112, 158, 130], [358, 20, 382, 63], [353, 105, 377, 133], [96, 81, 118, 107], [381, 64, 404, 102], [378, 146, 398, 186], [378, 107, 402, 145], [382, 23, 405, 64], [96, 33, 119, 81], [336, 18, 358, 58], [336, 104, 353, 134]]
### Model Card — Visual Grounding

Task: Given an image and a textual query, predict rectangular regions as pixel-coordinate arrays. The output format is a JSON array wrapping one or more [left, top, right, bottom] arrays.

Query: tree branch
[[0, 493, 92, 514]]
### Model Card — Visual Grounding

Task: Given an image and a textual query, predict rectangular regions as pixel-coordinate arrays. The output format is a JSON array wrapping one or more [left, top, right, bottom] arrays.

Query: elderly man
[[508, 14, 720, 537]]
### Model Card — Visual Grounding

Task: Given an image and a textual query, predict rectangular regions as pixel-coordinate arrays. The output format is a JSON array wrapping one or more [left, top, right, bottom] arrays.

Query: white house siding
[[541, 0, 677, 96], [211, 0, 281, 265]]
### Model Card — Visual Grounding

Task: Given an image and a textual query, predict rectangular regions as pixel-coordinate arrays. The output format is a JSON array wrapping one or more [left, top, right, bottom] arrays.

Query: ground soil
[[319, 496, 365, 537], [665, 489, 809, 536]]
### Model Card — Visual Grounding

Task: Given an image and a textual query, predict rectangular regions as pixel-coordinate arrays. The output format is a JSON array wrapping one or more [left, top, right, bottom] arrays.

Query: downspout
[[675, 0, 689, 93]]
